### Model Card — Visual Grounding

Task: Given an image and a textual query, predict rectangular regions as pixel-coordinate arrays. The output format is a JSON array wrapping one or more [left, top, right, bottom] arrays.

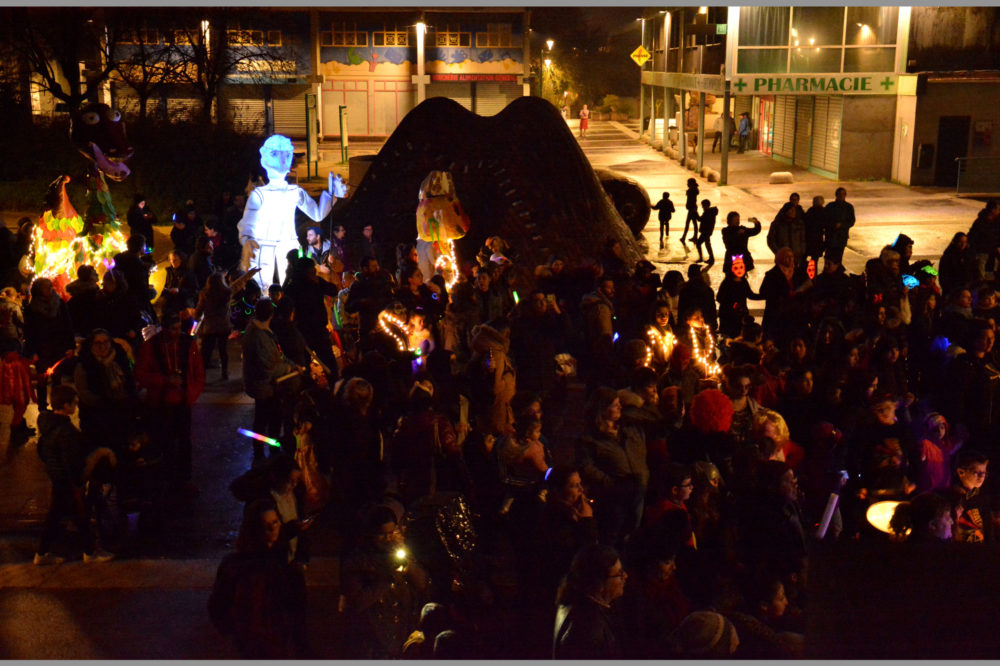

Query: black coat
[[722, 220, 763, 274], [553, 598, 624, 659]]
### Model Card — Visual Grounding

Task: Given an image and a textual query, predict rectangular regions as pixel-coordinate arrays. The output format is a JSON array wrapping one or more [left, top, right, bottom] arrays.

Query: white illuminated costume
[[238, 135, 347, 287]]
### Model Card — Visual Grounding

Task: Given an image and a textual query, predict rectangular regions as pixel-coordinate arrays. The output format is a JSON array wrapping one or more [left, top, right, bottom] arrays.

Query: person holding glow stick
[[242, 299, 298, 465]]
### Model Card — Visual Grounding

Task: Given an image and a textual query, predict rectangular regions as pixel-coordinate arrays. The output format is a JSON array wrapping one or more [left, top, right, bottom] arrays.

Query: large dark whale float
[[333, 95, 649, 274]]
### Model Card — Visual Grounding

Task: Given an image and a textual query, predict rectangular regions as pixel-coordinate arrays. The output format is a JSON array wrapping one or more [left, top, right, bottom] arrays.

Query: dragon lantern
[[30, 102, 133, 293]]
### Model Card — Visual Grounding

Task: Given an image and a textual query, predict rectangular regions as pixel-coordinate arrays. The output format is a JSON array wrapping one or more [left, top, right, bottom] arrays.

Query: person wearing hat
[[669, 610, 739, 658]]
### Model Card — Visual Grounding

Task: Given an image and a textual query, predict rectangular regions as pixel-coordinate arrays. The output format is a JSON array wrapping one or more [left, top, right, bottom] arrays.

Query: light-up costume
[[238, 135, 346, 288]]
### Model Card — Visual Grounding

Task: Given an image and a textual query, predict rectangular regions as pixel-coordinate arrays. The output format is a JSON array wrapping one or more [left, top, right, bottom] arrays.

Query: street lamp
[[542, 58, 552, 99], [546, 39, 554, 51]]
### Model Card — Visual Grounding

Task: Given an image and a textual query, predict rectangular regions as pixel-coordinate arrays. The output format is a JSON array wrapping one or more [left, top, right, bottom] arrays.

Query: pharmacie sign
[[732, 73, 898, 95]]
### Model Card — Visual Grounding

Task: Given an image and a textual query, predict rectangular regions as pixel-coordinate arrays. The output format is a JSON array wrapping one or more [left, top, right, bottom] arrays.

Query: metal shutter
[[426, 83, 472, 111], [734, 95, 752, 118], [474, 82, 521, 116], [772, 96, 796, 158], [811, 96, 830, 170], [824, 97, 843, 174], [273, 93, 307, 138], [228, 98, 266, 135], [793, 96, 813, 168]]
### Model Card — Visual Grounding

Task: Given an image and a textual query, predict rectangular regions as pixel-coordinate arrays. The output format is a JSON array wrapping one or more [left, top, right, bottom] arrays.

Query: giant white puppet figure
[[238, 134, 348, 287]]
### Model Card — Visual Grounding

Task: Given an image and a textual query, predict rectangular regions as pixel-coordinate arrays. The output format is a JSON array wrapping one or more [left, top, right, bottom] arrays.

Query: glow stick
[[45, 357, 69, 377], [815, 492, 839, 539], [276, 368, 304, 383], [190, 315, 204, 337], [513, 290, 519, 305], [237, 428, 281, 448]]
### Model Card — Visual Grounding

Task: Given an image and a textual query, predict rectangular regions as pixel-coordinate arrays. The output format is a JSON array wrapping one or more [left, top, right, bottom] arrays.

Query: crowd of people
[[7, 178, 1000, 658]]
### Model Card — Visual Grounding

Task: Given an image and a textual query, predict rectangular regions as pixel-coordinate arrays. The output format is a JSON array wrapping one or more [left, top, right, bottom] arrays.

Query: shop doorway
[[934, 116, 970, 186]]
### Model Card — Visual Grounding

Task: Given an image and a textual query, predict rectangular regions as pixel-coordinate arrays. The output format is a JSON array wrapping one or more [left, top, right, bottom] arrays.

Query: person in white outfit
[[238, 134, 347, 287]]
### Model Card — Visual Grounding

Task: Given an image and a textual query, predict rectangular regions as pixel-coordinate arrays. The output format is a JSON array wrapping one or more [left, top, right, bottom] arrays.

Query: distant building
[[106, 8, 531, 140], [639, 6, 1000, 188]]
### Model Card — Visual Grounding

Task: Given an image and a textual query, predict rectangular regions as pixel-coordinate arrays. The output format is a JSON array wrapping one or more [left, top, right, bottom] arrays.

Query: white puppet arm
[[296, 172, 347, 222]]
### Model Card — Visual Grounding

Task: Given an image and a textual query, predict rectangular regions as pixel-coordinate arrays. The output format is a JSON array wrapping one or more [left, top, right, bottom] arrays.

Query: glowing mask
[[731, 255, 746, 278], [807, 258, 816, 280]]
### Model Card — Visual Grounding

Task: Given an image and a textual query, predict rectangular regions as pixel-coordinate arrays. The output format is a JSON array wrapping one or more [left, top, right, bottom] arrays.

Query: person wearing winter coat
[[823, 187, 856, 262], [135, 313, 205, 491], [194, 272, 233, 379], [24, 277, 76, 412], [126, 195, 157, 252], [577, 387, 648, 547], [722, 212, 763, 275], [469, 323, 517, 436], [242, 300, 296, 463], [209, 498, 309, 658], [33, 385, 111, 565], [767, 202, 807, 267]]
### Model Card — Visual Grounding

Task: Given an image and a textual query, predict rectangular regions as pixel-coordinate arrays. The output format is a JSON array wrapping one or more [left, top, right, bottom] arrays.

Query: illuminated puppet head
[[417, 170, 470, 245], [731, 254, 746, 278], [71, 103, 133, 182], [807, 258, 816, 280], [259, 134, 295, 179]]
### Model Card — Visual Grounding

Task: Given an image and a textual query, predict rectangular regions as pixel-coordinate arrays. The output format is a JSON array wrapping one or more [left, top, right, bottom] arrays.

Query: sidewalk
[[0, 558, 342, 659]]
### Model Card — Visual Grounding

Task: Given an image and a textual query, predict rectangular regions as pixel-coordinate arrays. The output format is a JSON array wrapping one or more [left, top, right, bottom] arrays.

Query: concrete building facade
[[639, 6, 1000, 190]]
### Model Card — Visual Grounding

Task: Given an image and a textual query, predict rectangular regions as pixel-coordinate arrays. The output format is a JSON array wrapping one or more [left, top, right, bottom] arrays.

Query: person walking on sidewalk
[[579, 104, 590, 138], [34, 385, 114, 565], [651, 192, 676, 249], [695, 199, 719, 265], [681, 179, 700, 244]]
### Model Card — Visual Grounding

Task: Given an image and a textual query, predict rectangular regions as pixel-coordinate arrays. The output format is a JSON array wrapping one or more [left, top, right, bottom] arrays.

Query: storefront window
[[738, 6, 789, 46], [844, 47, 895, 72], [846, 7, 898, 46], [790, 7, 845, 47], [737, 48, 787, 74], [790, 47, 842, 73]]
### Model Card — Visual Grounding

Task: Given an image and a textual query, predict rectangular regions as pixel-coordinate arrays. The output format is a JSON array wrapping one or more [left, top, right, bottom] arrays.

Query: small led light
[[395, 548, 407, 560]]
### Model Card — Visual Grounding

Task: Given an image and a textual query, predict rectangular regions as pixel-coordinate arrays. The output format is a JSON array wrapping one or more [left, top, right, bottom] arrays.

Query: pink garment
[[917, 438, 954, 492]]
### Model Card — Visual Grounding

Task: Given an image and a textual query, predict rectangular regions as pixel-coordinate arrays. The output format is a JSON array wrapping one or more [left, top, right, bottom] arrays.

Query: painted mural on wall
[[318, 18, 524, 78]]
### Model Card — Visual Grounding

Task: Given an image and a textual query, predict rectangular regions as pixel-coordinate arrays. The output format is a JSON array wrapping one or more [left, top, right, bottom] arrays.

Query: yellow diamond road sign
[[631, 45, 651, 67]]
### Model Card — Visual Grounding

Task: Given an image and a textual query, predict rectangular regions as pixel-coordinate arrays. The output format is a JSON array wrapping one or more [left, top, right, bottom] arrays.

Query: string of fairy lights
[[378, 310, 417, 353]]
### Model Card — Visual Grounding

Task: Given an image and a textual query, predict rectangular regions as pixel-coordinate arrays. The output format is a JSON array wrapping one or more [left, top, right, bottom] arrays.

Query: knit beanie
[[670, 611, 738, 658]]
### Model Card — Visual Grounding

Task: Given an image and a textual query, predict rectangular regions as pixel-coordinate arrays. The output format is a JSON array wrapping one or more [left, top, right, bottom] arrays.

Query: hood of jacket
[[471, 324, 509, 354]]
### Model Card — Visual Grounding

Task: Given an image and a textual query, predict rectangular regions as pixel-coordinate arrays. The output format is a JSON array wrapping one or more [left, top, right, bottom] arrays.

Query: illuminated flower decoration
[[690, 326, 722, 377], [647, 326, 677, 366]]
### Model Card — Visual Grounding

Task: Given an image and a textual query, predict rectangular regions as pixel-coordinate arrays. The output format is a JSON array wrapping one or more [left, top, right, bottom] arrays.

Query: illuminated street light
[[546, 38, 554, 51], [544, 58, 551, 68]]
